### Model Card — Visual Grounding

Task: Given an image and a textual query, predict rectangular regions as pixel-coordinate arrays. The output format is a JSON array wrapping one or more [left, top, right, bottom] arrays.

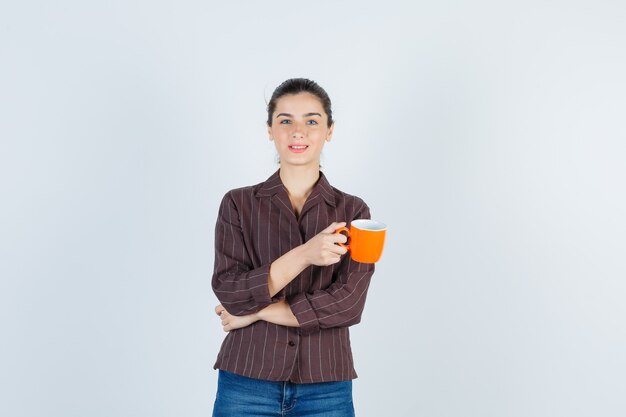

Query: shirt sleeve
[[211, 191, 284, 316], [287, 199, 376, 335]]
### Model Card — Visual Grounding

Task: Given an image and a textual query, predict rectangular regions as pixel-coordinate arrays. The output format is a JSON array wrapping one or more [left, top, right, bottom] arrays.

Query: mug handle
[[334, 227, 351, 251]]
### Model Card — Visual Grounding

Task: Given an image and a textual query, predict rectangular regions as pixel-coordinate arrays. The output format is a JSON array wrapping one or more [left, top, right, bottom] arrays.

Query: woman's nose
[[291, 124, 305, 138]]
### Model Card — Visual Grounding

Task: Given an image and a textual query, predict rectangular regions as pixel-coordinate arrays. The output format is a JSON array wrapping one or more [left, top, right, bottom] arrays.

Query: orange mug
[[334, 219, 387, 263]]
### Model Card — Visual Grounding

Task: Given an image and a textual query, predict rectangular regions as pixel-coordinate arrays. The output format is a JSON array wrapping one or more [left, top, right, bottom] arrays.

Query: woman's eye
[[279, 119, 318, 125]]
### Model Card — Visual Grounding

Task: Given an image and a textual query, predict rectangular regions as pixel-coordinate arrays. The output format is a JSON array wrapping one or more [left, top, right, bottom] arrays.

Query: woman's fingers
[[215, 304, 228, 317], [322, 221, 346, 233], [329, 244, 348, 255], [331, 233, 348, 244], [214, 304, 232, 331]]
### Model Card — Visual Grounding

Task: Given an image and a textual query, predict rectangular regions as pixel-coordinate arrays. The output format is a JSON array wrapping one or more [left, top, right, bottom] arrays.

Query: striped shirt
[[211, 168, 376, 383]]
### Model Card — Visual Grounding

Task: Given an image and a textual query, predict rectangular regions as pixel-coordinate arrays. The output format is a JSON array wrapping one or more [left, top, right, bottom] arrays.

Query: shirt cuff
[[249, 263, 284, 307], [287, 292, 320, 335]]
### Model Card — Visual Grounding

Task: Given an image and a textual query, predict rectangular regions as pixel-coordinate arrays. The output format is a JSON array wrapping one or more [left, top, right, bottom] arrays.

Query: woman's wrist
[[257, 301, 282, 321], [267, 244, 312, 298], [255, 307, 266, 322], [257, 299, 300, 327], [294, 243, 312, 269]]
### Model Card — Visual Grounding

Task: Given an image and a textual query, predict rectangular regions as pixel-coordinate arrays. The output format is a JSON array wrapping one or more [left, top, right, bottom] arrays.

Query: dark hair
[[266, 78, 334, 128]]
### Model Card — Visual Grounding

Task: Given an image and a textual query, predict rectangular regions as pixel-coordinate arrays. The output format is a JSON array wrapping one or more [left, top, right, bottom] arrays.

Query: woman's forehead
[[275, 93, 324, 112]]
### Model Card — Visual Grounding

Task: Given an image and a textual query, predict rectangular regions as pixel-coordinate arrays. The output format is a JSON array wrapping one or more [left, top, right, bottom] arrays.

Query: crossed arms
[[211, 191, 375, 335]]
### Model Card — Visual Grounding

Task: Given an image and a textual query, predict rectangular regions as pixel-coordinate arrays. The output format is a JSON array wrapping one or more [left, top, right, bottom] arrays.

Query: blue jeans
[[212, 370, 356, 417]]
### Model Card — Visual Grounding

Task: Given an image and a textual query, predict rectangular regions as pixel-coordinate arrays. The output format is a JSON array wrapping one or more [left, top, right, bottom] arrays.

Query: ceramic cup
[[334, 219, 387, 263]]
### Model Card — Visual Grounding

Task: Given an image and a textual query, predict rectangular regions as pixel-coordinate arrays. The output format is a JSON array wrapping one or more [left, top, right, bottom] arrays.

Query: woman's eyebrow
[[276, 112, 322, 118]]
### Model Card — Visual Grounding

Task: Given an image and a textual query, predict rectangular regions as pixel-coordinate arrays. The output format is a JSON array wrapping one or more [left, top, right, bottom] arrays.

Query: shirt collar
[[255, 168, 336, 207]]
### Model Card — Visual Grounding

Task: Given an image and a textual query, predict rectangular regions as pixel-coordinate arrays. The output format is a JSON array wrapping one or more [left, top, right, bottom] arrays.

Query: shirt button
[[288, 341, 296, 347]]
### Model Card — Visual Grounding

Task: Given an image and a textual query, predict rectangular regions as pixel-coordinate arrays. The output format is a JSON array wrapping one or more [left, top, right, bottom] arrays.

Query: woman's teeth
[[288, 144, 308, 153]]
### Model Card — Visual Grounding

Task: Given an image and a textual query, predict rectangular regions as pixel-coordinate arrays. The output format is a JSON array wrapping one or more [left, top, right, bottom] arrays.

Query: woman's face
[[267, 92, 334, 169]]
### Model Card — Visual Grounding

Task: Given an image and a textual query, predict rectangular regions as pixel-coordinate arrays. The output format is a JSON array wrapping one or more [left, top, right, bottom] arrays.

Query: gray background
[[1, 1, 625, 416]]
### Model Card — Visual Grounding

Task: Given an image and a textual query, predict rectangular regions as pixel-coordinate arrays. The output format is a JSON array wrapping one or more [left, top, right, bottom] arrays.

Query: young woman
[[211, 78, 376, 417]]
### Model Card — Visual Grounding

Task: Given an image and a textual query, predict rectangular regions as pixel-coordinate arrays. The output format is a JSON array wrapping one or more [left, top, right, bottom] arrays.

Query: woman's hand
[[215, 304, 259, 332], [302, 221, 348, 266]]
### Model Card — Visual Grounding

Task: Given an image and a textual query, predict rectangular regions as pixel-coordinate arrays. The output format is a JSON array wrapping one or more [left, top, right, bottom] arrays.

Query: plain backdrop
[[1, 1, 625, 416]]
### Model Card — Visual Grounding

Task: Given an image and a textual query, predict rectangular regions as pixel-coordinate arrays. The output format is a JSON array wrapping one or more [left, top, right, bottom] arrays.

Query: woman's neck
[[279, 164, 320, 200]]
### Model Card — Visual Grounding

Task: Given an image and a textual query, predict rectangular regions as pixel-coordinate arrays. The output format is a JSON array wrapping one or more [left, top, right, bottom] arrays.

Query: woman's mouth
[[288, 145, 308, 153]]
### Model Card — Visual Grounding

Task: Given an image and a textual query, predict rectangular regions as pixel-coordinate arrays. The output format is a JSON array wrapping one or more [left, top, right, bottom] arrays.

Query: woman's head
[[266, 78, 334, 128], [266, 78, 335, 169]]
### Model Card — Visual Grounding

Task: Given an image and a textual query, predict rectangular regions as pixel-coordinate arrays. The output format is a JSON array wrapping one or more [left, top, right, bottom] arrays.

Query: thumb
[[323, 221, 346, 233]]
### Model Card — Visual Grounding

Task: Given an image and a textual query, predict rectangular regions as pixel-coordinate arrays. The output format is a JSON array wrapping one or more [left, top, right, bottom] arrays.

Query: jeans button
[[288, 341, 295, 347]]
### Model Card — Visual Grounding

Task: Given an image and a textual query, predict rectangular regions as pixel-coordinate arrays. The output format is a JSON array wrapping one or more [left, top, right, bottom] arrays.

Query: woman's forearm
[[268, 245, 310, 297], [257, 299, 300, 327]]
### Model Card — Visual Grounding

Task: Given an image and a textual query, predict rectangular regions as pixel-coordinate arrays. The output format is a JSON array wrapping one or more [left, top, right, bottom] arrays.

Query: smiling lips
[[288, 145, 308, 153]]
